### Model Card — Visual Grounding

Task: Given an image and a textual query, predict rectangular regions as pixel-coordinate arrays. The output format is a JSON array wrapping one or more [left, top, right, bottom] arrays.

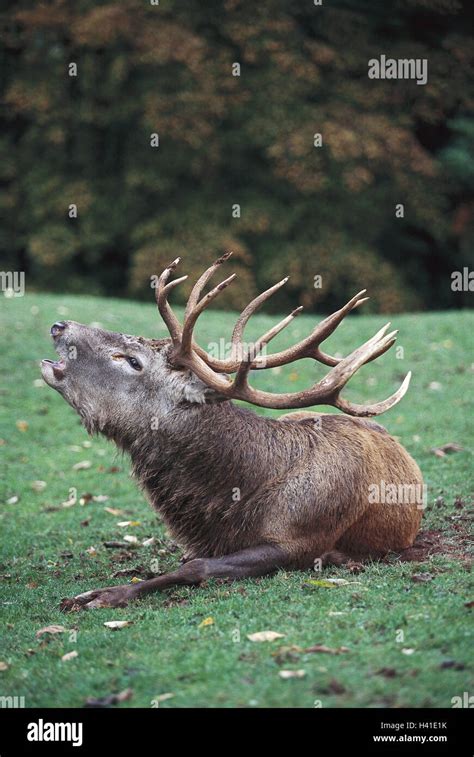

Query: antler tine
[[184, 252, 233, 321], [335, 372, 412, 416], [234, 305, 304, 380], [257, 306, 304, 352], [155, 258, 187, 345], [231, 277, 290, 347], [180, 273, 237, 356], [257, 289, 369, 369]]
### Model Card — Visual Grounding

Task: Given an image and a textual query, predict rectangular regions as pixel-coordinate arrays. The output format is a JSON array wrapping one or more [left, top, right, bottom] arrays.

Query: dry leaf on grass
[[198, 617, 214, 628], [271, 645, 302, 664], [31, 480, 47, 492], [85, 688, 133, 708], [431, 443, 463, 458], [411, 573, 434, 583], [279, 669, 306, 679], [303, 644, 349, 655], [72, 460, 92, 471], [35, 624, 66, 639], [61, 650, 78, 662], [152, 692, 174, 705], [247, 631, 285, 642], [103, 621, 133, 630], [0, 662, 9, 671]]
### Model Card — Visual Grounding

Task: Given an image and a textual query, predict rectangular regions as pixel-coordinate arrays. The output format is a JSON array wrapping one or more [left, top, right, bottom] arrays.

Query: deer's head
[[42, 253, 411, 437], [41, 322, 224, 437]]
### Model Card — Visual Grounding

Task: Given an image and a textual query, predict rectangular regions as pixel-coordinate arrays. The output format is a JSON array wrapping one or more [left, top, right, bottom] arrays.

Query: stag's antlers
[[154, 253, 411, 416]]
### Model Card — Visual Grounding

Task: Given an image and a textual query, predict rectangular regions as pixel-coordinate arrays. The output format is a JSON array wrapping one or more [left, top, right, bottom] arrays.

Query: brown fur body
[[128, 402, 423, 567]]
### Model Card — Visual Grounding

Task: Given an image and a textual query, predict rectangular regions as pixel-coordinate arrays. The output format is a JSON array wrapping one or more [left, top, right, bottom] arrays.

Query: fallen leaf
[[103, 621, 133, 630], [61, 650, 78, 662], [431, 443, 463, 458], [36, 625, 65, 639], [61, 496, 76, 508], [113, 567, 145, 578], [402, 648, 415, 655], [72, 460, 92, 470], [31, 480, 47, 492], [464, 600, 474, 608], [92, 495, 109, 503], [86, 546, 97, 556], [142, 537, 155, 546], [411, 573, 434, 583], [279, 669, 305, 679], [0, 661, 9, 671], [271, 645, 302, 664], [6, 496, 19, 505], [123, 535, 138, 544], [16, 420, 29, 432], [198, 617, 214, 628], [85, 688, 133, 708], [303, 644, 349, 655], [247, 631, 285, 642], [104, 507, 124, 516], [152, 692, 174, 705]]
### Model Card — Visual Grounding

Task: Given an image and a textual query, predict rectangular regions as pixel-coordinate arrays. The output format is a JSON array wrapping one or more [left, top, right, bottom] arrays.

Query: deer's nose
[[50, 321, 67, 337]]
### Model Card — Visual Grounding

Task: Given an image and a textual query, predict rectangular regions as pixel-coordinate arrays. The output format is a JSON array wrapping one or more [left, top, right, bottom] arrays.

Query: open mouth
[[41, 358, 66, 380]]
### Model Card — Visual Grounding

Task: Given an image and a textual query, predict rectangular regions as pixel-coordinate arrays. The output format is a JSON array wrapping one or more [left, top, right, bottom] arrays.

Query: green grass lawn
[[0, 292, 472, 708]]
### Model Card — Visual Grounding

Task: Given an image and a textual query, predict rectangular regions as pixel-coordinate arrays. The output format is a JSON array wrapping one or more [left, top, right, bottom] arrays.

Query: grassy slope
[[0, 292, 472, 708]]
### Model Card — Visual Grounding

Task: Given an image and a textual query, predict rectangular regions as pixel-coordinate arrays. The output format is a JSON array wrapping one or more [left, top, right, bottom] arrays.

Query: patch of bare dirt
[[388, 529, 472, 565]]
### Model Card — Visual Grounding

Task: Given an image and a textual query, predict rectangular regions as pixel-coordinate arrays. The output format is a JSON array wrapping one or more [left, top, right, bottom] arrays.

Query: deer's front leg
[[60, 544, 289, 611]]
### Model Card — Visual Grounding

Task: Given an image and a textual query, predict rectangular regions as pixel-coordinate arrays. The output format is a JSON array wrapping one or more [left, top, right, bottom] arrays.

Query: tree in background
[[1, 0, 472, 312]]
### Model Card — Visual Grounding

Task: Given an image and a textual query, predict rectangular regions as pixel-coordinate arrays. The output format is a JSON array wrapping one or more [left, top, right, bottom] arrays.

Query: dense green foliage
[[1, 0, 473, 312], [0, 293, 472, 707]]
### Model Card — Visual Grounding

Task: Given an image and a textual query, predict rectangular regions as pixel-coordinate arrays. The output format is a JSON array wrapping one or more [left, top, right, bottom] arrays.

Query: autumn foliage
[[1, 0, 473, 312]]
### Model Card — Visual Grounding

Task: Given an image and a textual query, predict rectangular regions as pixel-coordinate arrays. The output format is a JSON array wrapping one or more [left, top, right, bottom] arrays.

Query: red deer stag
[[41, 253, 423, 610]]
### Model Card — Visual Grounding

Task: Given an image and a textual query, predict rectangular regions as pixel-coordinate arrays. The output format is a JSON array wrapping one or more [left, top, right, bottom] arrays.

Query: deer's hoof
[[60, 585, 136, 612]]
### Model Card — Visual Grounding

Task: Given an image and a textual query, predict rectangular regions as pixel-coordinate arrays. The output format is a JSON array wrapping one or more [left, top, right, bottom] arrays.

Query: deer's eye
[[112, 353, 142, 371], [126, 356, 142, 371]]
